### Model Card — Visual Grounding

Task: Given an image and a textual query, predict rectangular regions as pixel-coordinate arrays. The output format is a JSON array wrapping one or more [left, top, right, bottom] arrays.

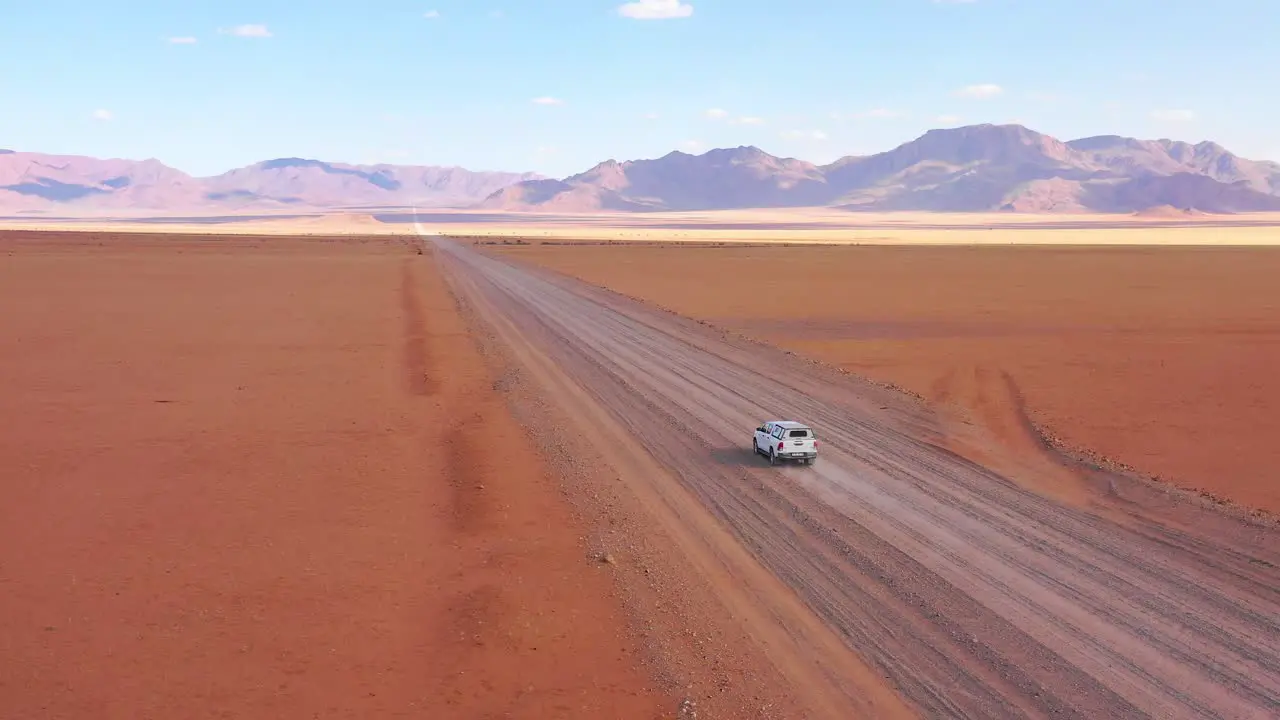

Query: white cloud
[[221, 24, 272, 38], [781, 129, 828, 141], [935, 114, 963, 125], [680, 139, 704, 151], [1151, 109, 1196, 122], [423, 10, 440, 19], [91, 109, 113, 121], [167, 36, 197, 44], [618, 0, 694, 20], [644, 112, 660, 120], [953, 83, 1003, 99], [704, 108, 729, 119], [531, 96, 564, 106], [731, 116, 766, 125]]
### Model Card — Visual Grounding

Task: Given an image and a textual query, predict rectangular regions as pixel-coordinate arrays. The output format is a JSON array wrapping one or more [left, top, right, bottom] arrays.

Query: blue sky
[[1, 0, 1275, 177]]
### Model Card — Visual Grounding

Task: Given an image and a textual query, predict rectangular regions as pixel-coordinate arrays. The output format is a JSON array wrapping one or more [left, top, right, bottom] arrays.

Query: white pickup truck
[[753, 420, 818, 465]]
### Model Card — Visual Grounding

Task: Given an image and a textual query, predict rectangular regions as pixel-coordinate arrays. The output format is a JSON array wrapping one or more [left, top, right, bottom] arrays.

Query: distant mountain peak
[[705, 144, 767, 156], [1067, 135, 1148, 151], [924, 122, 1042, 137], [566, 159, 630, 190], [1194, 140, 1227, 152], [258, 157, 328, 170]]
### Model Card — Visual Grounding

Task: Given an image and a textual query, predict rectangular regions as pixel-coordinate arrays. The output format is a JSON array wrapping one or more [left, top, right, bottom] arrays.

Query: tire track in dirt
[[405, 257, 496, 532], [412, 256, 512, 686], [434, 235, 1280, 719], [443, 408, 498, 533], [928, 364, 1101, 508], [400, 259, 440, 396], [404, 249, 670, 718]]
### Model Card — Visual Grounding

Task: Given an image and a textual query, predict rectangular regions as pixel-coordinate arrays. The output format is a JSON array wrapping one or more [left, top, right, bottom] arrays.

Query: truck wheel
[[769, 449, 777, 466], [752, 439, 759, 456]]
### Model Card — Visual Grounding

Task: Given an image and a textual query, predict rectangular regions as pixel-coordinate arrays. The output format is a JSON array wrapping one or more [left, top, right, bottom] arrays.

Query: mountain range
[[4, 124, 1280, 215], [484, 125, 1280, 214], [0, 151, 541, 215]]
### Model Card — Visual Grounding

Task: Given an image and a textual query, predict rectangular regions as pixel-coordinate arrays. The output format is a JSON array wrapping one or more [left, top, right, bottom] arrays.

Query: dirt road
[[434, 236, 1280, 719]]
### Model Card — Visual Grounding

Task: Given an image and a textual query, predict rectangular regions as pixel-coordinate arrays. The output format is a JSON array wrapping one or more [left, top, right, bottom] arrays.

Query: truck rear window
[[787, 430, 810, 438]]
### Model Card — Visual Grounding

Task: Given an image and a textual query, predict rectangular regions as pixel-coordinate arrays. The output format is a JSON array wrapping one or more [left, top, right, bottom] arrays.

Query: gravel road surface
[[432, 235, 1280, 719]]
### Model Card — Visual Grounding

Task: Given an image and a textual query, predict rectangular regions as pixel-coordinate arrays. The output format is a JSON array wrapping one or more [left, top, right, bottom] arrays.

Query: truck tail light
[[777, 442, 785, 451]]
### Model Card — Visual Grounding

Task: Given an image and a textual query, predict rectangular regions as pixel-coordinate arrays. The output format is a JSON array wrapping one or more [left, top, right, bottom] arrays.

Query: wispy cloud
[[1151, 109, 1196, 122], [423, 10, 440, 19], [933, 0, 977, 4], [953, 83, 1003, 99], [488, 9, 505, 19], [531, 96, 564, 106], [730, 116, 766, 126], [220, 24, 272, 38], [618, 0, 694, 20], [704, 108, 729, 119], [91, 109, 113, 122], [935, 114, 963, 125], [680, 139, 704, 151], [644, 112, 660, 120], [167, 36, 197, 45]]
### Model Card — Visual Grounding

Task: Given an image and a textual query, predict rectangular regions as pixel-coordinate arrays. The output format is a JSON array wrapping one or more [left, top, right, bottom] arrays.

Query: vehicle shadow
[[708, 446, 767, 468]]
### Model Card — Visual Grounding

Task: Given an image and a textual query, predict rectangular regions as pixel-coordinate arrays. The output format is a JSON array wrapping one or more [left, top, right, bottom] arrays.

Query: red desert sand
[[0, 232, 669, 718]]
